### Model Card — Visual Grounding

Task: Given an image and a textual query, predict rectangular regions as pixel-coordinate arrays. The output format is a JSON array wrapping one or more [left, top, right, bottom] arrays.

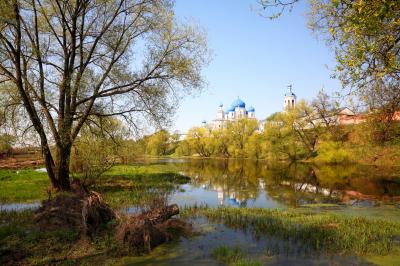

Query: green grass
[[183, 206, 400, 256], [95, 165, 190, 209], [0, 164, 189, 207], [0, 210, 82, 265], [211, 245, 261, 266], [0, 169, 48, 202]]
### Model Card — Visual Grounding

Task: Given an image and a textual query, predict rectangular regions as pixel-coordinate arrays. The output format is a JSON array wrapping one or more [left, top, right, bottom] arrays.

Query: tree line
[[0, 0, 399, 191], [144, 89, 400, 162]]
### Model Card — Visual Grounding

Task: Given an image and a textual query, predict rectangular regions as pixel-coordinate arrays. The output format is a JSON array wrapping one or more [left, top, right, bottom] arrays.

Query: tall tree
[[309, 0, 400, 141], [0, 0, 208, 190], [309, 0, 400, 88]]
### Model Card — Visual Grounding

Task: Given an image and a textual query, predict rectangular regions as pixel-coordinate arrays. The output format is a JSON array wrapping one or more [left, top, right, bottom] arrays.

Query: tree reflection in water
[[175, 159, 400, 207]]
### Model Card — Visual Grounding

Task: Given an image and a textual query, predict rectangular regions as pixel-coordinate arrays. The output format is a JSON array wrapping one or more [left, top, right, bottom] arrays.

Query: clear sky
[[171, 0, 341, 133]]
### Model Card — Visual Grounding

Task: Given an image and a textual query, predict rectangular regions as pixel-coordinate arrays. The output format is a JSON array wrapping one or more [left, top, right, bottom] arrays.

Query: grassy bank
[[0, 209, 119, 265], [0, 164, 187, 207], [93, 164, 188, 209], [3, 206, 400, 265], [0, 169, 48, 202], [0, 164, 192, 265], [182, 206, 400, 256]]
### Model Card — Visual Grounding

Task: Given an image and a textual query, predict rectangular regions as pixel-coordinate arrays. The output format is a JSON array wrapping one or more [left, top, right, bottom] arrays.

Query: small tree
[[226, 118, 259, 158], [186, 127, 215, 157], [362, 81, 400, 143], [146, 130, 170, 156], [70, 117, 126, 181], [264, 111, 303, 161]]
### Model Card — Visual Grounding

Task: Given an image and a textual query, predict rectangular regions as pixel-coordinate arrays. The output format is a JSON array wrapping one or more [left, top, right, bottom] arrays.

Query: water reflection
[[0, 202, 40, 211], [169, 159, 400, 208]]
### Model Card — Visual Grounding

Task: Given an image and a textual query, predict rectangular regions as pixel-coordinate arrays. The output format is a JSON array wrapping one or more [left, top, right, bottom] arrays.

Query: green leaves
[[310, 0, 400, 88]]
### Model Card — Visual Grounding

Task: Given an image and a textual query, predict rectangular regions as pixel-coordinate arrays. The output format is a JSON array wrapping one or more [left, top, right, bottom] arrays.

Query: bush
[[0, 134, 15, 155], [314, 141, 353, 164], [70, 136, 118, 182]]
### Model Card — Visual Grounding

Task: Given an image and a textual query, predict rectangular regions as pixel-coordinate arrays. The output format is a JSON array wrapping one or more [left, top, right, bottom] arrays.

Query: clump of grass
[[183, 207, 400, 256], [212, 245, 244, 264], [0, 210, 82, 265], [0, 210, 123, 265], [211, 245, 261, 266]]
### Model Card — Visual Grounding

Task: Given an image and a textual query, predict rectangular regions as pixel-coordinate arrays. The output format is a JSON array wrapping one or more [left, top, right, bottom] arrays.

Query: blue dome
[[247, 106, 255, 112], [231, 98, 246, 108], [227, 105, 235, 112]]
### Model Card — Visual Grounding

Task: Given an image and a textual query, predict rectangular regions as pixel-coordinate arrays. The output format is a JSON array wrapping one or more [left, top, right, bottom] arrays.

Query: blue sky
[[171, 0, 341, 133]]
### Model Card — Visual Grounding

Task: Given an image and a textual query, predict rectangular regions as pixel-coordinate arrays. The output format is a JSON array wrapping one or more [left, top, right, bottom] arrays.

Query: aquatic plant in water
[[211, 245, 261, 266], [183, 206, 400, 256]]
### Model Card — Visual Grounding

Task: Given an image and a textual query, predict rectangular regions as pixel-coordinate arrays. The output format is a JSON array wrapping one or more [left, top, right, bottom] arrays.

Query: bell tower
[[284, 84, 296, 110]]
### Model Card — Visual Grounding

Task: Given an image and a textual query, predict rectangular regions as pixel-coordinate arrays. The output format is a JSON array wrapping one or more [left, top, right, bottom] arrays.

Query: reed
[[183, 206, 400, 255]]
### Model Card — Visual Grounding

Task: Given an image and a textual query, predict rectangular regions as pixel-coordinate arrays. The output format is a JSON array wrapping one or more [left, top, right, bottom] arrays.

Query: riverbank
[[1, 160, 400, 265], [2, 206, 400, 265]]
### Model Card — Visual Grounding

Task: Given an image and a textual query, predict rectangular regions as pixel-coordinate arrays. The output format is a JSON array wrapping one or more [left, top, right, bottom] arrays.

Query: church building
[[211, 98, 256, 130], [284, 84, 296, 110]]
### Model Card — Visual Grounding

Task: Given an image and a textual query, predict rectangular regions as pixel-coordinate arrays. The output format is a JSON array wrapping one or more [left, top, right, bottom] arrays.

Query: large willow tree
[[0, 0, 208, 190]]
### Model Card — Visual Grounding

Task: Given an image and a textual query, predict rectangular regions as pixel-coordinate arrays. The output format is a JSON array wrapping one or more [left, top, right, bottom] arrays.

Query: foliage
[[117, 139, 145, 164], [181, 118, 260, 158], [70, 118, 128, 182], [263, 110, 303, 161], [0, 0, 209, 190], [145, 130, 180, 156], [186, 126, 216, 157], [174, 139, 191, 156], [309, 0, 400, 88], [314, 141, 353, 164], [309, 0, 400, 144], [226, 118, 259, 158], [257, 0, 300, 19], [0, 134, 16, 154], [146, 130, 170, 156], [362, 82, 400, 143]]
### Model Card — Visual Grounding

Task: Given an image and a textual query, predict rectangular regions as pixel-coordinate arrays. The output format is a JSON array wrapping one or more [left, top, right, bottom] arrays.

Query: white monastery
[[209, 85, 296, 130], [210, 98, 256, 130], [206, 84, 364, 131]]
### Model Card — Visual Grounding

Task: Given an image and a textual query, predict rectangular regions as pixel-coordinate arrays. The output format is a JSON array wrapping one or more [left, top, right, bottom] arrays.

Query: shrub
[[314, 141, 353, 164], [70, 136, 117, 182], [0, 134, 15, 155]]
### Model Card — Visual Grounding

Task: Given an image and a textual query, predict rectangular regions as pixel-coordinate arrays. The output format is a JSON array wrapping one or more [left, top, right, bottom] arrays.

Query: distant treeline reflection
[[176, 159, 400, 206]]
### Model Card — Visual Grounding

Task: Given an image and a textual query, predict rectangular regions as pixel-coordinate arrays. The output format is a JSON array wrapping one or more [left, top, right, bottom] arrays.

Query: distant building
[[284, 85, 296, 110], [210, 98, 256, 130]]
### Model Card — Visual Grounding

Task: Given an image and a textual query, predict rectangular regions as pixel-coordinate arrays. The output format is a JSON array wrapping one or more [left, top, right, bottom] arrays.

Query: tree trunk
[[55, 145, 72, 191], [41, 143, 58, 190]]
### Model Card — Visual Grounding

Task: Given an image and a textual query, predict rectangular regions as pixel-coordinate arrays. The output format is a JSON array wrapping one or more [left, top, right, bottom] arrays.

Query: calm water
[[122, 159, 400, 265], [156, 159, 400, 212]]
